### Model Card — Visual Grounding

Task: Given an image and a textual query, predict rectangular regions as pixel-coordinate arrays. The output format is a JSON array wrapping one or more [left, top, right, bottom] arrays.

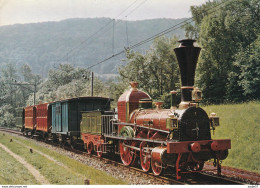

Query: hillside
[[203, 102, 260, 173], [0, 18, 186, 77]]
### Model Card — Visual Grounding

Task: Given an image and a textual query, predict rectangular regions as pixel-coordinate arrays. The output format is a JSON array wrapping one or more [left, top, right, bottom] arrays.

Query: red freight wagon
[[36, 103, 51, 133], [24, 106, 36, 130]]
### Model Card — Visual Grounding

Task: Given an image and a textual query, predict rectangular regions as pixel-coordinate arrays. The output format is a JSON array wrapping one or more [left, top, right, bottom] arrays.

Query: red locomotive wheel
[[151, 159, 163, 176], [96, 144, 103, 157], [130, 141, 138, 165], [140, 141, 151, 172], [87, 142, 94, 154], [119, 140, 134, 166]]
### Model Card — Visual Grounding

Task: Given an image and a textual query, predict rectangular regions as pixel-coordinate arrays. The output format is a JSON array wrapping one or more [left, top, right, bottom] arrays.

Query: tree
[[0, 104, 16, 128], [119, 36, 180, 104], [232, 36, 260, 99], [185, 0, 260, 103], [0, 63, 19, 107], [26, 64, 111, 105], [0, 63, 44, 127], [0, 64, 18, 127]]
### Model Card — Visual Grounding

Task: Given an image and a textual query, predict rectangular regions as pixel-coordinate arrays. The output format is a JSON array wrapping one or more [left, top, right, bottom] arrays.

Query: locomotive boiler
[[116, 39, 231, 179]]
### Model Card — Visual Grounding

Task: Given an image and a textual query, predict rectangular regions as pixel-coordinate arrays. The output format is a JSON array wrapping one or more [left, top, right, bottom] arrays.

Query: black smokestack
[[174, 39, 201, 102]]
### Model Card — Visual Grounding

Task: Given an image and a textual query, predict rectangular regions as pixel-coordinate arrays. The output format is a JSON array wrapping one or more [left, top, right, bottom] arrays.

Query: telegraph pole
[[34, 82, 36, 106], [11, 80, 37, 106], [82, 72, 94, 97]]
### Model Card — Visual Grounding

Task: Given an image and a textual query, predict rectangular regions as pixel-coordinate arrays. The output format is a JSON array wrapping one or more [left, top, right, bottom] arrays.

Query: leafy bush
[[0, 104, 16, 127]]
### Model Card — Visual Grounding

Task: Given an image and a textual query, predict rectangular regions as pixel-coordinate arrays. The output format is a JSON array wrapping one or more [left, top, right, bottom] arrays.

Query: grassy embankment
[[203, 101, 260, 173], [0, 146, 38, 184], [0, 133, 127, 185]]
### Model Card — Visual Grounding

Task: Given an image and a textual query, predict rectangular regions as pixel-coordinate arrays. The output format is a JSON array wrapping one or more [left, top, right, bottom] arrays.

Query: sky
[[0, 0, 207, 26]]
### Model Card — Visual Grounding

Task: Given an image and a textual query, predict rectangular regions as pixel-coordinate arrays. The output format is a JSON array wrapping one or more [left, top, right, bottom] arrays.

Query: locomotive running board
[[113, 122, 170, 134], [104, 134, 167, 144]]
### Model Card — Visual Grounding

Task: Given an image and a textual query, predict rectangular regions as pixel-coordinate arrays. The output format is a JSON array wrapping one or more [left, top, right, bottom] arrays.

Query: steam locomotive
[[17, 39, 231, 180]]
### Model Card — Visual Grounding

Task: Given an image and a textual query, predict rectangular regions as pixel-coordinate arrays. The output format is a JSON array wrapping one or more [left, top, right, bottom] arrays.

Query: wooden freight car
[[24, 105, 36, 134], [50, 97, 112, 146], [35, 103, 52, 137], [24, 106, 36, 130], [15, 107, 24, 130]]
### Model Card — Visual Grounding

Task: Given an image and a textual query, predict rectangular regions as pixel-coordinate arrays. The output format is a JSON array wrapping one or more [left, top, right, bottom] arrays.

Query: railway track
[[0, 127, 248, 185], [0, 127, 22, 135]]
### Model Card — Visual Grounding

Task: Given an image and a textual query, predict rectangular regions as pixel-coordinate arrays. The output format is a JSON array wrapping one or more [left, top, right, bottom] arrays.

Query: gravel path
[[0, 142, 50, 184]]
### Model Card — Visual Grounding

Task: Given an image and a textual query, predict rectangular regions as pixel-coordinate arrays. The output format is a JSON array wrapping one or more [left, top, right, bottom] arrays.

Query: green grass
[[203, 101, 260, 173], [0, 147, 38, 184], [0, 133, 127, 185]]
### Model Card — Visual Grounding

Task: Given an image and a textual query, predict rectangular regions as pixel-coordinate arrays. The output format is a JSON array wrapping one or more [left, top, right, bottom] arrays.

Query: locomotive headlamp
[[192, 87, 202, 102], [209, 112, 220, 127]]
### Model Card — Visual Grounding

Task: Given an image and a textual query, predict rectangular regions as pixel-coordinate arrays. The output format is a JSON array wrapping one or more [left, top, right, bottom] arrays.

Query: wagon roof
[[49, 96, 114, 104], [24, 105, 36, 109]]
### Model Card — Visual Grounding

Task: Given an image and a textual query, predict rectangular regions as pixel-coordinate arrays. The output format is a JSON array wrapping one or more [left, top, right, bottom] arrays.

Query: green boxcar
[[15, 107, 24, 129]]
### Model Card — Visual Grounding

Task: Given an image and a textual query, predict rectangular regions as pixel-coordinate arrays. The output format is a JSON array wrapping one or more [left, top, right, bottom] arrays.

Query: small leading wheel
[[189, 162, 204, 171], [151, 159, 164, 176], [87, 142, 94, 154], [96, 144, 103, 157], [140, 141, 151, 172], [119, 140, 134, 166]]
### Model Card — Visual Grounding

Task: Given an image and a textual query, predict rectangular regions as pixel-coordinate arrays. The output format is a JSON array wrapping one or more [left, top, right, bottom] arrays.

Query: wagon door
[[62, 102, 69, 133], [55, 103, 62, 132]]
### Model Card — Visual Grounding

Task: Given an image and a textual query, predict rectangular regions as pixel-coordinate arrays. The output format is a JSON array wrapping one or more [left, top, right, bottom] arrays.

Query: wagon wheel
[[119, 140, 135, 166], [87, 142, 94, 154], [151, 159, 164, 176], [96, 144, 103, 157], [140, 141, 151, 172]]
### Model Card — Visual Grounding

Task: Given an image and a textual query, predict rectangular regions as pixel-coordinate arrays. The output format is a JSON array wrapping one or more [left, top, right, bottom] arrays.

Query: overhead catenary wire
[[53, 0, 143, 68], [65, 0, 149, 63], [70, 0, 149, 57], [125, 0, 149, 17], [87, 0, 232, 70]]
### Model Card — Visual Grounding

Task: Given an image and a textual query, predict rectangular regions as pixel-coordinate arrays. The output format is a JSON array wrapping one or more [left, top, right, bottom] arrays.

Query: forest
[[0, 17, 185, 77], [0, 0, 259, 127]]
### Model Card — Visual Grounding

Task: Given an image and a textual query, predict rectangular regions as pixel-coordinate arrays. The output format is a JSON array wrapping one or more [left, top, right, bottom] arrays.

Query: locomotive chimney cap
[[170, 90, 177, 94], [177, 39, 198, 48]]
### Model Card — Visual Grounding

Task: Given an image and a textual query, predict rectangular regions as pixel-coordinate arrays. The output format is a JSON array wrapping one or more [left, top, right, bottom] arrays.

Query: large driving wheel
[[140, 141, 151, 172], [120, 140, 134, 166]]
